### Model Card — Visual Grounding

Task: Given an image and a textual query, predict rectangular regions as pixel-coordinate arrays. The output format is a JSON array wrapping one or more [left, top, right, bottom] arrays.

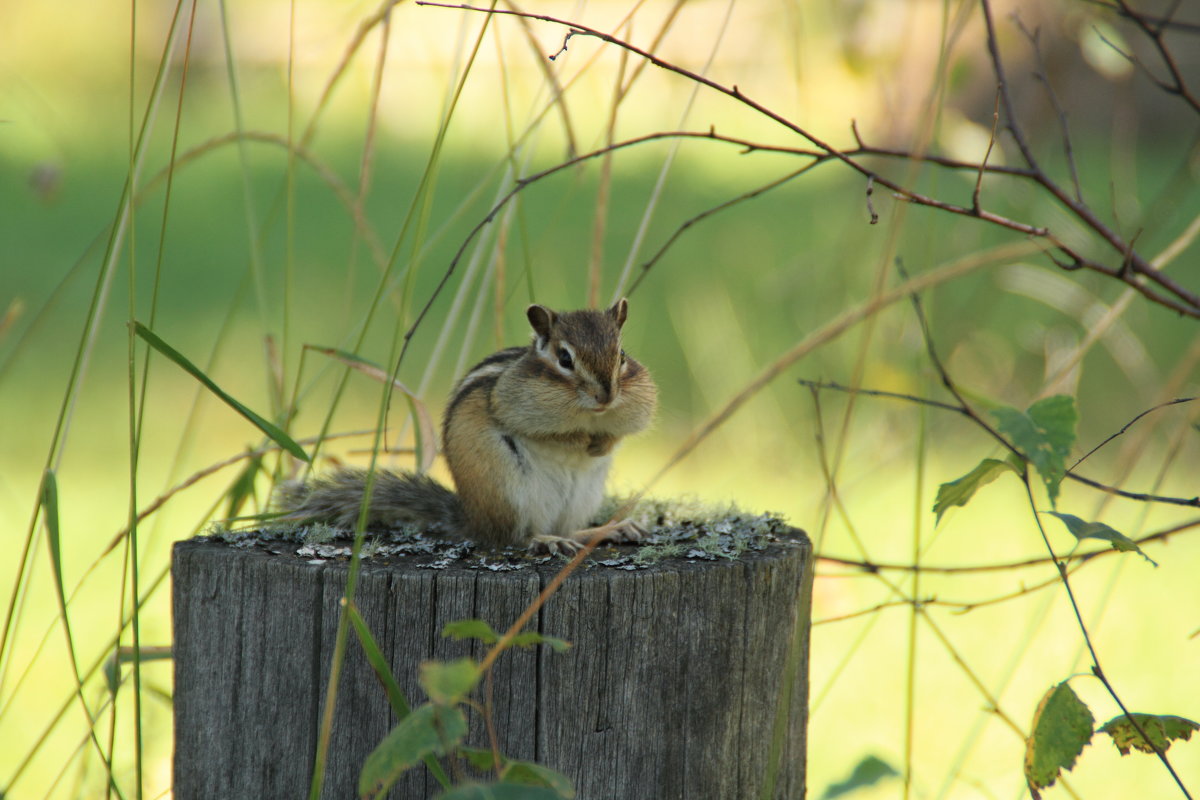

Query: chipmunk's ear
[[527, 304, 556, 344], [608, 297, 628, 328]]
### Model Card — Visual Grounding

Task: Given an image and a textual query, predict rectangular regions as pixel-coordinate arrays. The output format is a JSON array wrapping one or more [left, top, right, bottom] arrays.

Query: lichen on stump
[[172, 500, 812, 800]]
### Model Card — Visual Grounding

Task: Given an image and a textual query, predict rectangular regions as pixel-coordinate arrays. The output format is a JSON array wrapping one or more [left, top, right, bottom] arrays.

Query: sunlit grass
[[3, 0, 1200, 798]]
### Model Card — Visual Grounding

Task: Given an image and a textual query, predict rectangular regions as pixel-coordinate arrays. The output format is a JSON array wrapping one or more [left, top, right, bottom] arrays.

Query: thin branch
[[817, 517, 1200, 574], [865, 175, 878, 224], [1019, 474, 1193, 799], [972, 88, 1002, 213], [1081, 0, 1200, 34], [1070, 397, 1198, 469], [418, 1, 1200, 318], [1113, 0, 1200, 114], [980, 0, 1040, 169], [628, 161, 822, 294], [1013, 15, 1083, 203], [800, 377, 1200, 508], [796, 379, 965, 415]]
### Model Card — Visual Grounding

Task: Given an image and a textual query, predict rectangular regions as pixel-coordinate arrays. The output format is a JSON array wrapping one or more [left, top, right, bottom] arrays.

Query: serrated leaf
[[1099, 713, 1199, 756], [510, 632, 572, 653], [134, 322, 310, 462], [309, 345, 436, 473], [442, 619, 500, 645], [993, 395, 1076, 507], [436, 784, 568, 800], [1043, 512, 1158, 566], [419, 658, 481, 706], [1024, 681, 1094, 795], [500, 761, 575, 797], [819, 754, 899, 799], [359, 703, 467, 800], [933, 458, 1018, 522]]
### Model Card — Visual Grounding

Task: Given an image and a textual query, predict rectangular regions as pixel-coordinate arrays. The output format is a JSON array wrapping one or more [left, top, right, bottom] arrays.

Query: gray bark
[[173, 530, 811, 799]]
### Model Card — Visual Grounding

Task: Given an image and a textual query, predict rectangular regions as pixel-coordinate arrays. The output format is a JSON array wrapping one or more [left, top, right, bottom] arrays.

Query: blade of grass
[[346, 603, 452, 789], [309, 7, 501, 798], [216, 0, 272, 352], [0, 0, 186, 697], [39, 471, 127, 800], [4, 564, 170, 797], [132, 322, 310, 462]]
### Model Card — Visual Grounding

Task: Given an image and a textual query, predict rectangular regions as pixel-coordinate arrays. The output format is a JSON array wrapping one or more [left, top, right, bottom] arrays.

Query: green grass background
[[2, 1, 1199, 798]]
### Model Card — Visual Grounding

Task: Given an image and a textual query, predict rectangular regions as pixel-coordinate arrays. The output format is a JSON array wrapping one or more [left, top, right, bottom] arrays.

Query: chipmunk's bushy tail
[[275, 467, 463, 532]]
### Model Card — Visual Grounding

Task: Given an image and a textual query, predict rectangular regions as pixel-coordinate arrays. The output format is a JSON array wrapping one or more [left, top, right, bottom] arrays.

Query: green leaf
[[436, 784, 568, 800], [133, 322, 309, 462], [510, 632, 572, 653], [348, 609, 453, 789], [1024, 681, 1094, 796], [458, 746, 503, 773], [993, 395, 1076, 507], [1099, 713, 1199, 756], [359, 703, 467, 800], [419, 658, 481, 706], [225, 451, 264, 519], [500, 761, 575, 796], [819, 754, 899, 799], [442, 619, 500, 645], [41, 470, 63, 592], [349, 605, 412, 719], [933, 458, 1018, 522], [1042, 512, 1158, 566]]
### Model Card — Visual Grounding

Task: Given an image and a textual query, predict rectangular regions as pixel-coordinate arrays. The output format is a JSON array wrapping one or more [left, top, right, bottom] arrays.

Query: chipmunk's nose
[[593, 378, 613, 407]]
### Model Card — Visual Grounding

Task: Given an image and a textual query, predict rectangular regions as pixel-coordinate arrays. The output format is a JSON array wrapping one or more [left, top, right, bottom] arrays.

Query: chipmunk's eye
[[557, 347, 574, 370], [620, 349, 627, 364]]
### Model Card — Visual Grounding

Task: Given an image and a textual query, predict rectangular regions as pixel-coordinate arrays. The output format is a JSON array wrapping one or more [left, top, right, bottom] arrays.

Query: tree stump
[[173, 511, 812, 799]]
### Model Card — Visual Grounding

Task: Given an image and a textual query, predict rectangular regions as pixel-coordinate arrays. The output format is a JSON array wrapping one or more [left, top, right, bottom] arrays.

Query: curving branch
[[417, 1, 1200, 317]]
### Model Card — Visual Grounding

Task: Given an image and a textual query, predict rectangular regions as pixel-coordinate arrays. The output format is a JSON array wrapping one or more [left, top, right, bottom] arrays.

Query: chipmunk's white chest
[[510, 438, 611, 537]]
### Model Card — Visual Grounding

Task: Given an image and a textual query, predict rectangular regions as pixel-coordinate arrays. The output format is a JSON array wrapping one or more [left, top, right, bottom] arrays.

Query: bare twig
[[1075, 398, 1195, 472], [972, 88, 1002, 213], [1081, 0, 1200, 34], [628, 162, 822, 294], [800, 377, 1200, 509], [418, 1, 1200, 318], [980, 0, 1039, 169], [1013, 15, 1083, 203], [1113, 0, 1200, 114], [817, 517, 1199, 574]]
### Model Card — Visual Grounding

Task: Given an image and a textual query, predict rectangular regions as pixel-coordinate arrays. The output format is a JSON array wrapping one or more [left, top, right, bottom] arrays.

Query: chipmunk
[[277, 298, 657, 554]]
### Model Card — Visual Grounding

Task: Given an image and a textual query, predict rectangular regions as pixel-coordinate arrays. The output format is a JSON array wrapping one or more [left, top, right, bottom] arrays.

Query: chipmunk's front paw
[[603, 519, 646, 544], [571, 519, 646, 546], [586, 433, 617, 457], [529, 534, 584, 557]]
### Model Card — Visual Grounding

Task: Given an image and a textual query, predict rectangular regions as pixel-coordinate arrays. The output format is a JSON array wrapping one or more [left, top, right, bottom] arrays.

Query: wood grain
[[173, 529, 811, 799]]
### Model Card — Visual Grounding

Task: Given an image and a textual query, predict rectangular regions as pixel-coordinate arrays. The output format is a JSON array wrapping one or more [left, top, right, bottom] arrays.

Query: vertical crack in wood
[[309, 566, 326, 787]]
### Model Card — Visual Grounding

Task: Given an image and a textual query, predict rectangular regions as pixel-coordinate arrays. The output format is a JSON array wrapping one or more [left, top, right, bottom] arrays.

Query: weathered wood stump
[[173, 511, 812, 799]]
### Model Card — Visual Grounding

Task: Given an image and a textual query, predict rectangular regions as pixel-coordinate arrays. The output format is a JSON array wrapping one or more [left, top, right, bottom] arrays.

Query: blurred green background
[[2, 1, 1199, 798]]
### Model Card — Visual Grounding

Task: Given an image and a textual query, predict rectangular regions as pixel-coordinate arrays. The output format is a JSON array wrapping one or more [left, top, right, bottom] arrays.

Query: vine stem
[[1019, 476, 1192, 799]]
